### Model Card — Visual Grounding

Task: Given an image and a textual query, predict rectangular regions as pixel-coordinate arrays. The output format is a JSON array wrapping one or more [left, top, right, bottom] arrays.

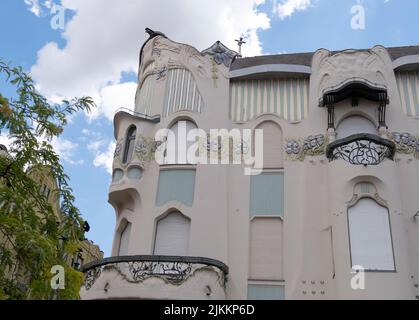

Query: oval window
[[112, 169, 124, 182], [127, 167, 143, 180]]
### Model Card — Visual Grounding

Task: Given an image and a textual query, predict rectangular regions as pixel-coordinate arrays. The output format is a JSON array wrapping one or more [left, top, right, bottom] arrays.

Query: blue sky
[[0, 0, 418, 257]]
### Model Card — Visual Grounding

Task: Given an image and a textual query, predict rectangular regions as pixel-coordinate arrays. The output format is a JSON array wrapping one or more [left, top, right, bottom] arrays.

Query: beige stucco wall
[[84, 36, 419, 300]]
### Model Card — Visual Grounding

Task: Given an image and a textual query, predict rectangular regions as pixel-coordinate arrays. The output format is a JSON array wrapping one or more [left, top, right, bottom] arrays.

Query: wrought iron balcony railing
[[114, 107, 161, 123], [326, 133, 396, 166], [81, 255, 229, 291]]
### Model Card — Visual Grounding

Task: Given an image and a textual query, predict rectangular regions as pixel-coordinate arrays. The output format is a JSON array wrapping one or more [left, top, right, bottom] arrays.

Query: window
[[165, 120, 198, 165], [337, 116, 376, 139], [250, 172, 284, 218], [249, 218, 283, 281], [118, 222, 131, 256], [156, 169, 196, 206], [348, 198, 395, 271], [247, 284, 285, 300], [127, 167, 143, 180], [255, 121, 283, 169], [112, 169, 124, 182], [153, 211, 190, 256], [123, 126, 137, 164]]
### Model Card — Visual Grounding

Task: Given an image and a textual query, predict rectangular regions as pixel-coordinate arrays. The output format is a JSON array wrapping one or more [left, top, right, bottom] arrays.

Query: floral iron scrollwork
[[128, 261, 192, 284], [81, 256, 229, 291], [83, 267, 102, 290], [326, 133, 396, 165]]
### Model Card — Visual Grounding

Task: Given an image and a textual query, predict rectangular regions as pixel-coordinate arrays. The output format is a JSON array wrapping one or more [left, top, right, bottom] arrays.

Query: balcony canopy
[[320, 77, 388, 107]]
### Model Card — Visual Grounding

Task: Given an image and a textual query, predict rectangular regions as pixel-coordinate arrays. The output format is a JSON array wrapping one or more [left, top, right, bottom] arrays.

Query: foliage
[[0, 60, 95, 299]]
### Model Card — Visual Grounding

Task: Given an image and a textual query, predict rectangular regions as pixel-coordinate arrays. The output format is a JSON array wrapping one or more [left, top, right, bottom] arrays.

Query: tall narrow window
[[255, 121, 284, 169], [118, 222, 131, 256], [250, 172, 284, 217], [165, 120, 197, 165], [123, 126, 137, 164], [154, 211, 190, 256], [348, 198, 395, 271]]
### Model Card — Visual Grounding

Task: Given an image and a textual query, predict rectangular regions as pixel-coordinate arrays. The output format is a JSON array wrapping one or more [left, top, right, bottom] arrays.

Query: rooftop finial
[[235, 37, 246, 58]]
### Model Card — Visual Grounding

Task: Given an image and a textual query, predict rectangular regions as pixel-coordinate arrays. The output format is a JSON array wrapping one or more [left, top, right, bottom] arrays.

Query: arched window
[[254, 121, 284, 169], [153, 211, 190, 256], [165, 120, 198, 165], [337, 116, 376, 139], [123, 126, 137, 164], [118, 221, 131, 256], [348, 198, 395, 271]]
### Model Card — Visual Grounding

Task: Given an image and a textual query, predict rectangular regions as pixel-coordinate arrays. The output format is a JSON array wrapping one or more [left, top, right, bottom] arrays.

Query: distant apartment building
[[0, 153, 103, 295], [80, 29, 419, 300]]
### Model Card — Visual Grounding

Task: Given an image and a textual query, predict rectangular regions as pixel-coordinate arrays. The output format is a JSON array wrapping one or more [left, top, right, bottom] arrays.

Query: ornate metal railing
[[326, 133, 396, 165], [115, 107, 161, 123], [81, 255, 229, 291]]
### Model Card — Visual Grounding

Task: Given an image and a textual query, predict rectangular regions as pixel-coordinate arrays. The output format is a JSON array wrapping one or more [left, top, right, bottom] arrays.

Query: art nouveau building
[[80, 29, 419, 300]]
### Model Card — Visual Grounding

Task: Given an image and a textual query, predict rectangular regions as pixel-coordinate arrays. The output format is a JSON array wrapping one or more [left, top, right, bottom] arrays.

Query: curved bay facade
[[80, 29, 419, 300]]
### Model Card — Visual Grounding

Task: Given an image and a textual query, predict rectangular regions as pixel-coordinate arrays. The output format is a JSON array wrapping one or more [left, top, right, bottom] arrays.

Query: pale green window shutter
[[156, 170, 196, 206], [247, 285, 285, 300], [250, 172, 284, 217]]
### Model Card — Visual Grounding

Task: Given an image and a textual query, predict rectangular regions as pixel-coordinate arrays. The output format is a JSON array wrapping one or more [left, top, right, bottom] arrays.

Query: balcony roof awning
[[320, 77, 388, 107]]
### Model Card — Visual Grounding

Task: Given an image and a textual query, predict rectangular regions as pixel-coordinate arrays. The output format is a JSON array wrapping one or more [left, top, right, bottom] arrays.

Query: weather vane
[[235, 37, 246, 58]]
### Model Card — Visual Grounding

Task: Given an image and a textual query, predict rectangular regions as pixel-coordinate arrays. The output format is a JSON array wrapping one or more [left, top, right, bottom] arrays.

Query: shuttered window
[[348, 198, 395, 271], [255, 121, 284, 169], [250, 172, 284, 217], [249, 218, 283, 281], [154, 211, 191, 256], [156, 169, 196, 206]]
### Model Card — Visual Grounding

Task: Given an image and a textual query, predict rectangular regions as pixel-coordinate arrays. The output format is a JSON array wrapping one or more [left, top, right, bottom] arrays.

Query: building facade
[[80, 29, 419, 300]]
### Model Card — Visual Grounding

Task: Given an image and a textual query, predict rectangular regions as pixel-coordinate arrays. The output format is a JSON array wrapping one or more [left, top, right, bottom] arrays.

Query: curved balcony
[[326, 133, 396, 166], [80, 255, 229, 300]]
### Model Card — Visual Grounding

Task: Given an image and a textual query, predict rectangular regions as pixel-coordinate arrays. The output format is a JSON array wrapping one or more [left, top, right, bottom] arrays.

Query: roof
[[230, 45, 419, 71]]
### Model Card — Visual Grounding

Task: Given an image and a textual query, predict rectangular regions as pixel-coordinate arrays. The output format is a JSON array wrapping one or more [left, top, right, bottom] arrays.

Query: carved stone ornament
[[387, 132, 419, 158], [113, 141, 123, 159], [286, 134, 328, 161], [201, 41, 238, 68], [133, 136, 162, 165]]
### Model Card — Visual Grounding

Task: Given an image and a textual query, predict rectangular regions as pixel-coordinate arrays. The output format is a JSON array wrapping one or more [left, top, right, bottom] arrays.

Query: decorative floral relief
[[155, 66, 168, 80], [133, 136, 162, 165], [286, 134, 328, 161], [234, 141, 249, 156], [387, 132, 419, 158], [113, 141, 122, 159], [201, 41, 237, 68], [152, 47, 161, 57], [285, 132, 419, 162]]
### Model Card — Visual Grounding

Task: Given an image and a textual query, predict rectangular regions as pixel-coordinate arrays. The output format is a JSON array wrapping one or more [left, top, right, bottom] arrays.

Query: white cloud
[[272, 0, 315, 19], [90, 82, 137, 121], [51, 137, 83, 165], [92, 141, 115, 175], [24, 0, 42, 16], [1, 133, 82, 165], [30, 0, 271, 120]]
